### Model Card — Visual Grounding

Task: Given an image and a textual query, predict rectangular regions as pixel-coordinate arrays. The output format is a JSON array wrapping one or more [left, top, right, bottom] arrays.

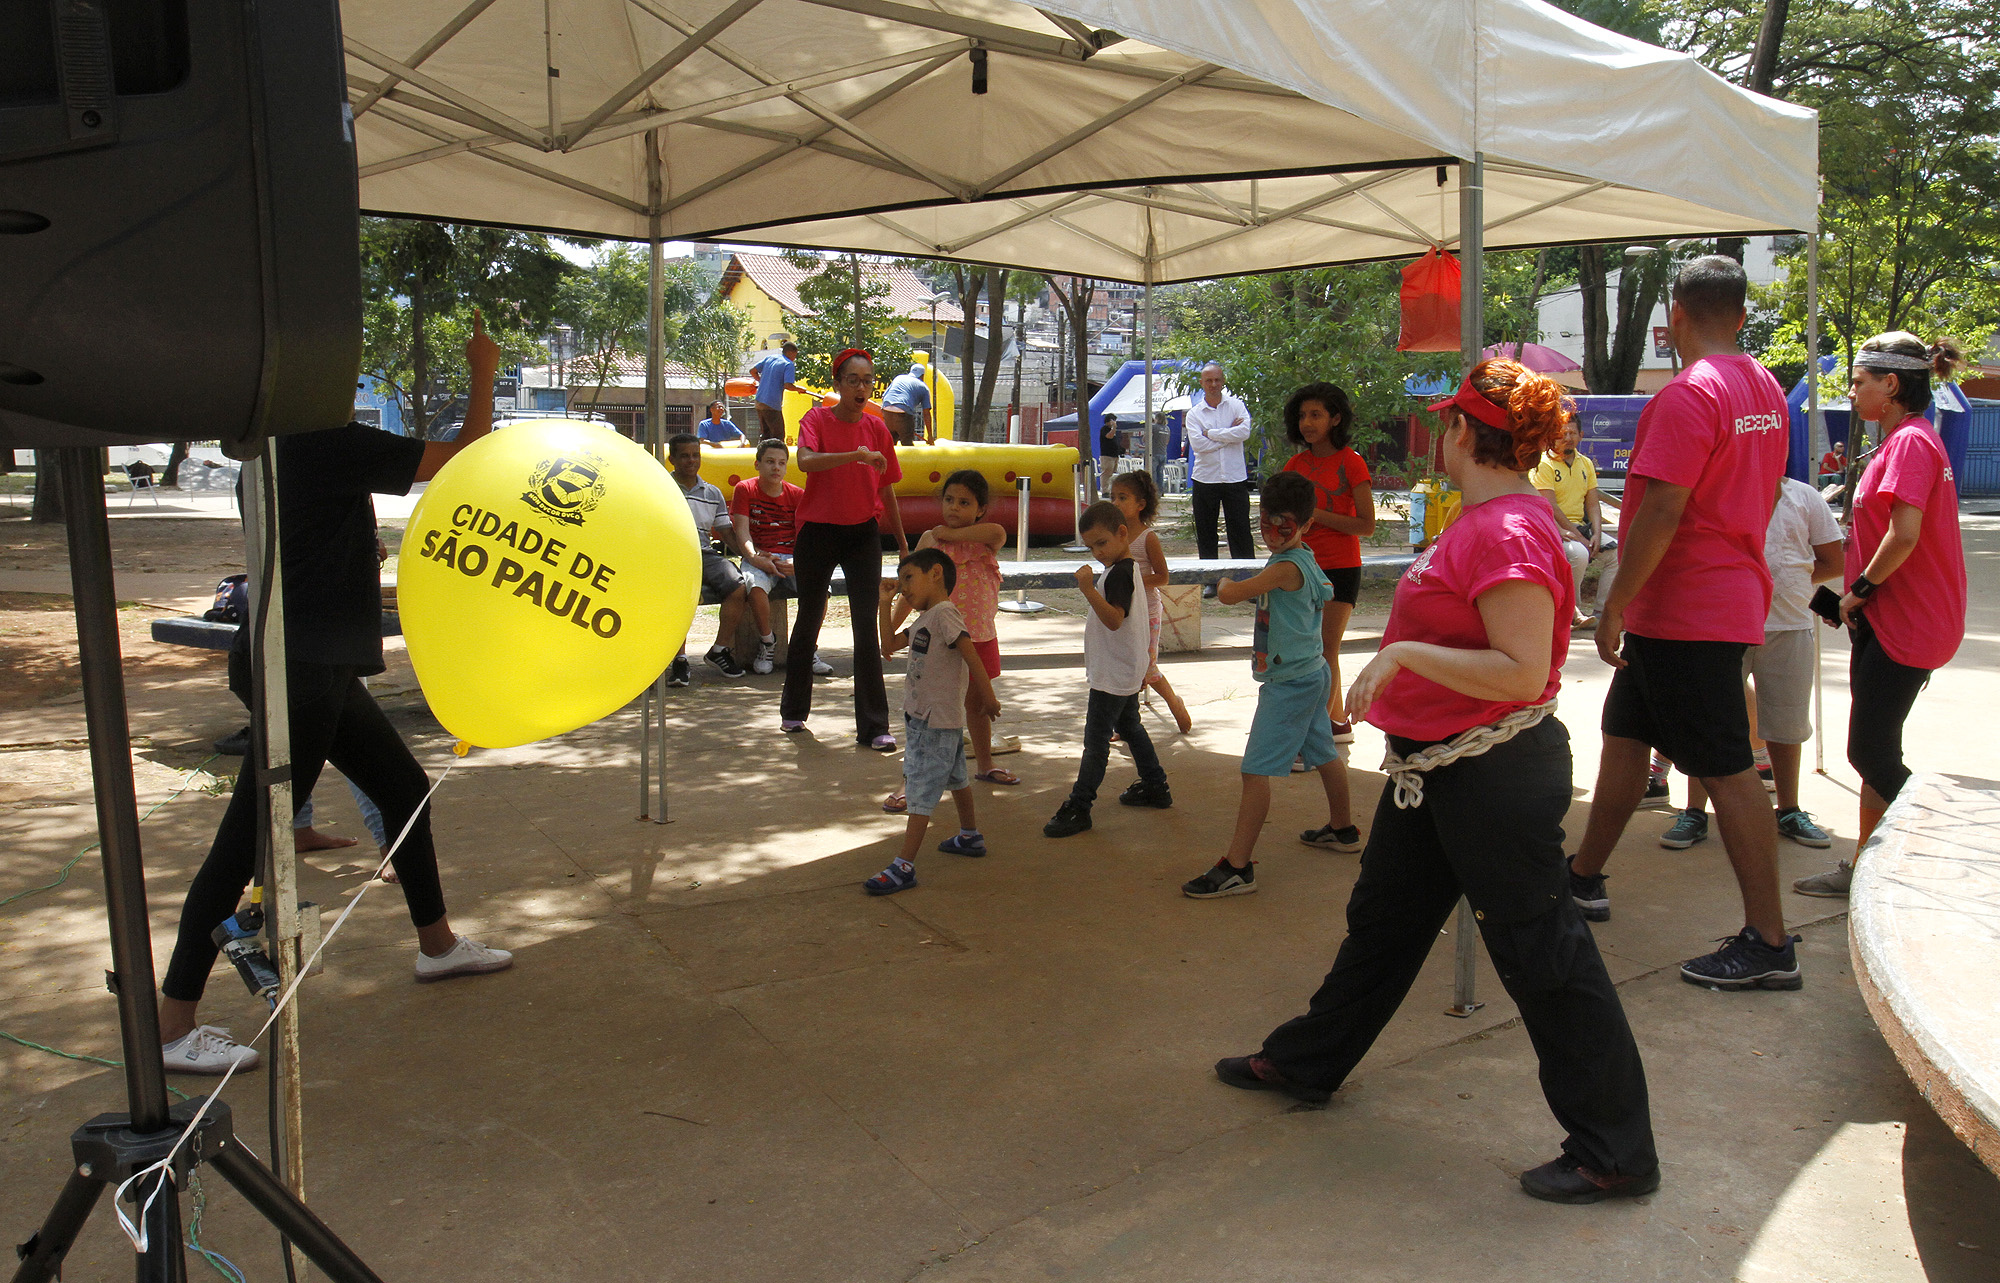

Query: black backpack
[[201, 574, 250, 624]]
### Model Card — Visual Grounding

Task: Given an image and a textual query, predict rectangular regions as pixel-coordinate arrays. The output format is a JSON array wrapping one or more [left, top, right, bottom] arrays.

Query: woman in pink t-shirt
[[1216, 359, 1658, 1204], [779, 349, 910, 750], [1795, 333, 1967, 895]]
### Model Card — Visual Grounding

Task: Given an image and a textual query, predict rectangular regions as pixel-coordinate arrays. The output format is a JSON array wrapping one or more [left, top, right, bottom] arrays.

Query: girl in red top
[[1280, 382, 1375, 740], [1794, 333, 1968, 895], [780, 349, 910, 749], [1213, 359, 1658, 1206]]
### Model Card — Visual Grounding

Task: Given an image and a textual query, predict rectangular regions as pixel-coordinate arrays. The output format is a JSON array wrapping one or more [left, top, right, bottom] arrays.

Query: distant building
[[716, 251, 963, 364]]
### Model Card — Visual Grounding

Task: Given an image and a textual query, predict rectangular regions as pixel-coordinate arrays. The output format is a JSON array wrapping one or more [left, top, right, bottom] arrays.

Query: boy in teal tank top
[[1184, 472, 1362, 899]]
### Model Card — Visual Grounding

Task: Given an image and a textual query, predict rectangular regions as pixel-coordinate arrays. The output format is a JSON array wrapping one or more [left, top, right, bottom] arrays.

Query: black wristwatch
[[1851, 575, 1878, 599]]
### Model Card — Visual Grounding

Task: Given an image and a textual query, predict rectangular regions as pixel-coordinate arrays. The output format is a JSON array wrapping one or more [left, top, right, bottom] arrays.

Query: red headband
[[1426, 377, 1508, 429], [832, 347, 873, 378]]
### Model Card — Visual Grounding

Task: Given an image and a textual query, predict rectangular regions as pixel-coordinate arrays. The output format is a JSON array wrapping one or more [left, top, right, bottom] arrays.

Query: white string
[[115, 759, 458, 1252], [1379, 700, 1555, 809]]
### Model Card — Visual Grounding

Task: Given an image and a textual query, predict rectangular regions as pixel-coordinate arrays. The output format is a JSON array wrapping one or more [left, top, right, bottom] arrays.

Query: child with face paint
[[1183, 472, 1358, 898]]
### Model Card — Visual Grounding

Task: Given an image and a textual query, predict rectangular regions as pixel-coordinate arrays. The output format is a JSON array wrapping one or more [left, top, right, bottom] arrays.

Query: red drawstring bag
[[1397, 248, 1461, 352]]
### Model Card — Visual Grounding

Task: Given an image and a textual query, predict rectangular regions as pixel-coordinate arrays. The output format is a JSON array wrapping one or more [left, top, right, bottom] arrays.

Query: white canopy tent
[[343, 0, 1822, 483]]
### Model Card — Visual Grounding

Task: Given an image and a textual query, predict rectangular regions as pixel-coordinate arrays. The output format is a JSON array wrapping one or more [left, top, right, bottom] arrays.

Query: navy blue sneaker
[[1680, 926, 1802, 991], [937, 833, 986, 857]]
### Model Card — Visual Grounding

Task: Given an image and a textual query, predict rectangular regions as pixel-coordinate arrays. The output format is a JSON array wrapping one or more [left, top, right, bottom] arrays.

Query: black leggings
[[162, 655, 446, 1002], [781, 518, 889, 742], [1848, 623, 1932, 804], [1191, 479, 1254, 559], [1259, 718, 1657, 1177]]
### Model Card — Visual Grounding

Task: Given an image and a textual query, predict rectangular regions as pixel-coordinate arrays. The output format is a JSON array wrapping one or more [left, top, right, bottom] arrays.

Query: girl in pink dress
[[1111, 471, 1193, 732], [883, 470, 1019, 810]]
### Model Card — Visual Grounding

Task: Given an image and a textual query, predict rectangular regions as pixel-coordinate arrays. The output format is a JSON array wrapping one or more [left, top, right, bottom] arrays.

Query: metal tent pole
[[1807, 220, 1827, 775], [641, 128, 669, 822], [1143, 221, 1156, 483], [1447, 152, 1486, 1020]]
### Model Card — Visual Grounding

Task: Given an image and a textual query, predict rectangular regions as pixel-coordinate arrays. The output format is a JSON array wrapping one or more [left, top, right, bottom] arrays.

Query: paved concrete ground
[[3, 516, 1999, 1281]]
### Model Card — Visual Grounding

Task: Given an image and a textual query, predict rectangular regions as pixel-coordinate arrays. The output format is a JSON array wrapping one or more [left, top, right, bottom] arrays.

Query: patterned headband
[[1854, 349, 1932, 372]]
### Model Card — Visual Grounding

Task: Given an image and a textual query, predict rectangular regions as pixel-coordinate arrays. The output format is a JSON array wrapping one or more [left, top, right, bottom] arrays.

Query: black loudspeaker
[[0, 0, 361, 457]]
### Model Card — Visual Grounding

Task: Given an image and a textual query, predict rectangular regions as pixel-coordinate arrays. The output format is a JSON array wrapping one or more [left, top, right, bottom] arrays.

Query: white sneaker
[[811, 652, 834, 677], [752, 638, 776, 675], [414, 935, 513, 984], [162, 1025, 260, 1075]]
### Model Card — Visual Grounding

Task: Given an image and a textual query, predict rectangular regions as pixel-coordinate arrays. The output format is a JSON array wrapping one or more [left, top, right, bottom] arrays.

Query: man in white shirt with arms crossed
[[1185, 361, 1256, 566]]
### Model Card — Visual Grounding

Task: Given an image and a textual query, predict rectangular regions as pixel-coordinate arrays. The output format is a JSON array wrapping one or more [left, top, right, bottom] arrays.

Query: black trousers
[[782, 518, 890, 742], [1069, 689, 1167, 805], [1848, 622, 1932, 803], [1191, 479, 1254, 559], [163, 655, 447, 1002], [1260, 718, 1657, 1177]]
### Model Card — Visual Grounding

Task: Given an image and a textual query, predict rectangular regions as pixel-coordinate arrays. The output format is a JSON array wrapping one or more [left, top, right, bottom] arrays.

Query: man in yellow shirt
[[1531, 422, 1620, 626]]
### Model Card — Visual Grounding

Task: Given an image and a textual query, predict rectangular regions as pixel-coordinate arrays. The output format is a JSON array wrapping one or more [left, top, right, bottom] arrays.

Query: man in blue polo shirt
[[754, 341, 803, 440], [880, 361, 935, 445]]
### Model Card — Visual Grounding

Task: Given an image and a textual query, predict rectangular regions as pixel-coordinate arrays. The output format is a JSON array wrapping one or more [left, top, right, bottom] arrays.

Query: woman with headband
[[1210, 359, 1659, 1205], [1794, 333, 1967, 897], [781, 348, 910, 749]]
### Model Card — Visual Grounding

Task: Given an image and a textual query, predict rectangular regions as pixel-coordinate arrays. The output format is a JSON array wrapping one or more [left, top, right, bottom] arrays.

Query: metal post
[[240, 448, 306, 1238], [1805, 220, 1826, 469], [646, 130, 667, 462], [1064, 464, 1088, 552], [1143, 233, 1156, 481], [1812, 625, 1825, 775], [1446, 899, 1485, 1018], [997, 475, 1045, 614], [637, 685, 651, 818], [1448, 153, 1485, 1016]]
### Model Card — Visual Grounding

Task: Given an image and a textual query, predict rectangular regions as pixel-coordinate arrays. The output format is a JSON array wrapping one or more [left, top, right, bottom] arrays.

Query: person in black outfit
[[1097, 413, 1123, 494], [156, 315, 513, 1076]]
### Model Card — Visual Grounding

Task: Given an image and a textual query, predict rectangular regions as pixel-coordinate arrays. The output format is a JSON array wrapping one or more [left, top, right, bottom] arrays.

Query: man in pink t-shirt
[[1566, 256, 1800, 994]]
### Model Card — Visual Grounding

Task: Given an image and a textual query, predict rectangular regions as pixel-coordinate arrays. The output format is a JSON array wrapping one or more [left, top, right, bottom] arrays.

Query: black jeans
[[1191, 479, 1254, 559], [782, 518, 889, 742], [1260, 718, 1657, 1178], [1069, 689, 1167, 806], [163, 655, 447, 1002], [1848, 622, 1932, 803]]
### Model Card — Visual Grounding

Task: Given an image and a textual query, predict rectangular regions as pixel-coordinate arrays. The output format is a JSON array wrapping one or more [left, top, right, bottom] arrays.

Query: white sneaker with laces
[[811, 652, 835, 677], [162, 1025, 260, 1075], [414, 935, 514, 983], [752, 638, 776, 675]]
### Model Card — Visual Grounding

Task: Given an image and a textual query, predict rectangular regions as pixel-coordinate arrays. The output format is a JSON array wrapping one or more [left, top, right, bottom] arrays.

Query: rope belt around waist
[[1380, 700, 1556, 809]]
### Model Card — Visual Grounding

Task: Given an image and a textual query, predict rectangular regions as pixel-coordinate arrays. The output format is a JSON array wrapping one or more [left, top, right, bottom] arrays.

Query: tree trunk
[[1719, 0, 1790, 263], [849, 256, 864, 348], [956, 267, 984, 439], [1070, 276, 1093, 422], [970, 268, 1010, 440], [162, 441, 189, 487], [1513, 250, 1548, 358], [1581, 247, 1669, 395], [1579, 246, 1614, 393]]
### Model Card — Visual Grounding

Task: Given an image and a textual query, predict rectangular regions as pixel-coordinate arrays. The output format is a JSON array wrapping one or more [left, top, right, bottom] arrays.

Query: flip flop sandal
[[882, 792, 908, 813], [973, 769, 1020, 786]]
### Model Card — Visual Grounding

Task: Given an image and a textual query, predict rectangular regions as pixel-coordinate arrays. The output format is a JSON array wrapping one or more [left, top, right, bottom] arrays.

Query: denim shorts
[[742, 562, 797, 596], [1242, 665, 1344, 777], [903, 715, 969, 815]]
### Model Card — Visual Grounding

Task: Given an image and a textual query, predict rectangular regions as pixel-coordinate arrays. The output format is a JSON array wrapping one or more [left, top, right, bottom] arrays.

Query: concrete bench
[[1850, 773, 2000, 1176]]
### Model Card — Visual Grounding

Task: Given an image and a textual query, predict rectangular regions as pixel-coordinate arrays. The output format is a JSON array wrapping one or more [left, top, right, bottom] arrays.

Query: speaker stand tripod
[[12, 448, 379, 1283]]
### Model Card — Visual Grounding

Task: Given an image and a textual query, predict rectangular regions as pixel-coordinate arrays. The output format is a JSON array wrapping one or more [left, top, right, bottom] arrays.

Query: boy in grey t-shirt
[[865, 549, 1001, 895]]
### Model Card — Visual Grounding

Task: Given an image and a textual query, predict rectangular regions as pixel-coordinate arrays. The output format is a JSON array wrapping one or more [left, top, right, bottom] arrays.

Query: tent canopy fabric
[[345, 0, 1817, 281]]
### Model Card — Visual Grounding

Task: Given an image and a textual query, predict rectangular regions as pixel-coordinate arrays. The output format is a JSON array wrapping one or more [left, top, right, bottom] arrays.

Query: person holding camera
[[1794, 332, 1967, 897]]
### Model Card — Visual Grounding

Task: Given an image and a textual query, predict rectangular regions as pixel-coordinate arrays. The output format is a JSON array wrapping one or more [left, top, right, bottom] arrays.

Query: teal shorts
[[1242, 664, 1344, 777]]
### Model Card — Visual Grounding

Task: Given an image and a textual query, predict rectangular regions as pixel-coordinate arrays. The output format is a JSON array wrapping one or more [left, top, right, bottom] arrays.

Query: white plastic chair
[[123, 463, 162, 509]]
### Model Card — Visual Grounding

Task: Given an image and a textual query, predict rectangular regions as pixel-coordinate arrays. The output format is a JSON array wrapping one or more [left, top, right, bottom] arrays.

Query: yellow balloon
[[400, 421, 700, 748]]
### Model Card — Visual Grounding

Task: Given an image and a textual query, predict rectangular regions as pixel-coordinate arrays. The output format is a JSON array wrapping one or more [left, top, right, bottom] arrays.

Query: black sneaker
[[1643, 774, 1671, 800], [665, 656, 691, 687], [1043, 800, 1092, 838], [213, 726, 251, 756], [1519, 1154, 1660, 1204], [1680, 926, 1802, 991], [1118, 780, 1173, 808], [705, 645, 746, 679], [1214, 1054, 1331, 1104], [1183, 860, 1256, 899], [1300, 824, 1362, 852], [1567, 856, 1609, 922]]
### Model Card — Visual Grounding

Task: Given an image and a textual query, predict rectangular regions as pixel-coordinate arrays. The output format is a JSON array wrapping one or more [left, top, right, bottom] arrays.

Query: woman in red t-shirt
[[1216, 359, 1658, 1205], [1794, 333, 1967, 896], [1280, 382, 1374, 737], [779, 349, 910, 749]]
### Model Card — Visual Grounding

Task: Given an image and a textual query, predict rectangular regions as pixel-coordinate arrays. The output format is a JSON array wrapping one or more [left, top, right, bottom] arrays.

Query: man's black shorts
[[1601, 633, 1754, 778]]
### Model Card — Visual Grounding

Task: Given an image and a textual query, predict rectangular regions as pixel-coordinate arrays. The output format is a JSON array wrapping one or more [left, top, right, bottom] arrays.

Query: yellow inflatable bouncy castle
[[712, 352, 1080, 542]]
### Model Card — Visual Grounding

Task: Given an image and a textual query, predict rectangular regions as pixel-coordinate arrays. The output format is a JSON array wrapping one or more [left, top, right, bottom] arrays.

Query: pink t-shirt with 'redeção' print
[[1848, 417, 1965, 671], [1620, 354, 1790, 646]]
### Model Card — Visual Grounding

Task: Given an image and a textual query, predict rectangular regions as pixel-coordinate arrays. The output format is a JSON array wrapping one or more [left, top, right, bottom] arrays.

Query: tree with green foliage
[[550, 245, 751, 408], [360, 218, 571, 436], [779, 252, 914, 388]]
